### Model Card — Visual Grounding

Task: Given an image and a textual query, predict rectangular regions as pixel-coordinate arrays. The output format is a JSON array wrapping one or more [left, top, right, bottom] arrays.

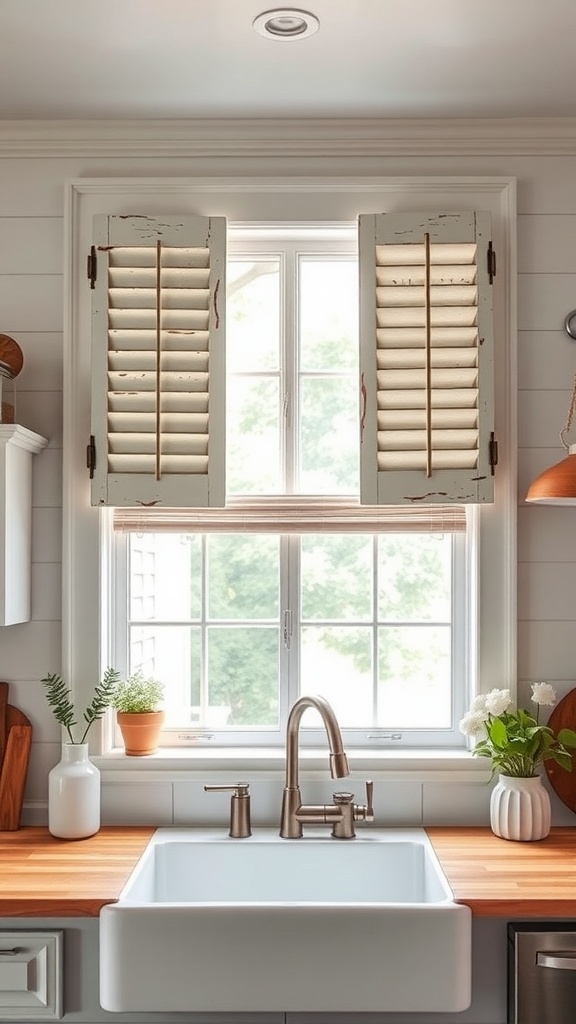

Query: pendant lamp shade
[[526, 444, 576, 504], [526, 350, 576, 504]]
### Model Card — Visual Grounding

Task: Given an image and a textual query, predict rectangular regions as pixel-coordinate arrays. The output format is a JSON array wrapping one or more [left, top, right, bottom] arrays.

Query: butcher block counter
[[0, 825, 576, 918], [0, 826, 154, 916]]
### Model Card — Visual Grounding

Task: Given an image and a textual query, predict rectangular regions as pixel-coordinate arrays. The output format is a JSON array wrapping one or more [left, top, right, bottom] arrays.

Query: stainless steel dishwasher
[[508, 922, 576, 1023]]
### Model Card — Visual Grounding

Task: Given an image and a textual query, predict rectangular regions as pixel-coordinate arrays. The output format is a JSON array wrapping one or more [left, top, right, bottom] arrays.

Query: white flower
[[459, 710, 488, 739], [484, 688, 512, 716], [531, 682, 557, 707], [469, 693, 489, 716]]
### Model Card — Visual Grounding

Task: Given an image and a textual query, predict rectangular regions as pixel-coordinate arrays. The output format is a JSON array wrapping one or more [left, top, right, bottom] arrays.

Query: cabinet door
[[0, 930, 62, 1019]]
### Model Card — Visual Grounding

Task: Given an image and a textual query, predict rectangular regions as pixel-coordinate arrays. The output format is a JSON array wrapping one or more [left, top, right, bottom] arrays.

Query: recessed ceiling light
[[253, 9, 320, 40]]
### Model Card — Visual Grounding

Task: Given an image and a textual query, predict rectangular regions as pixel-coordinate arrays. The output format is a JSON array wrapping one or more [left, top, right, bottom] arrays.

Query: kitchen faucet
[[279, 694, 374, 839]]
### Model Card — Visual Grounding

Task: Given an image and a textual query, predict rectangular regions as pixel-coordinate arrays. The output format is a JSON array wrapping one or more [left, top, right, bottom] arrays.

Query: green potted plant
[[111, 671, 165, 756], [460, 683, 576, 841], [41, 668, 119, 839]]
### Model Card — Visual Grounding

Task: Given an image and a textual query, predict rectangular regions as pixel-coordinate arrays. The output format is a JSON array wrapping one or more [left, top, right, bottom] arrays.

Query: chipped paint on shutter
[[359, 211, 494, 505], [90, 214, 226, 507]]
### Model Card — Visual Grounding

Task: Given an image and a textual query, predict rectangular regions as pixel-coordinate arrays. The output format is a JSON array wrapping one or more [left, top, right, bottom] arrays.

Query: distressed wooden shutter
[[90, 214, 226, 507], [359, 211, 495, 505]]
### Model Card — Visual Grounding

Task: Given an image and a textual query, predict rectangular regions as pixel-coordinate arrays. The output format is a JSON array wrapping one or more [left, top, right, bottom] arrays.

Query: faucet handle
[[354, 780, 375, 823], [204, 782, 252, 838]]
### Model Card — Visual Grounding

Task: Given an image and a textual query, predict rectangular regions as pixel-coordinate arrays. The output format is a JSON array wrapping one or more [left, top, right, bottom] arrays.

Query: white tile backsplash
[[423, 782, 492, 826], [101, 782, 173, 825]]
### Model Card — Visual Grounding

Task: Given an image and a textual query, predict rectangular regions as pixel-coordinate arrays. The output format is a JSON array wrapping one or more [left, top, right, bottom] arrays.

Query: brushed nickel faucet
[[279, 694, 374, 839]]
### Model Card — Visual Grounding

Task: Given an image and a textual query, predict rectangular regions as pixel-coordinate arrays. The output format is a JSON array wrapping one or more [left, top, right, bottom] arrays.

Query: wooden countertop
[[0, 826, 154, 916], [0, 825, 576, 918], [426, 826, 576, 917]]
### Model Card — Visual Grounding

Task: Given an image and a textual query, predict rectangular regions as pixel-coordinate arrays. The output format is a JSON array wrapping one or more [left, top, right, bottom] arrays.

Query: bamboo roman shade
[[113, 497, 466, 534], [359, 211, 495, 505], [90, 214, 226, 507]]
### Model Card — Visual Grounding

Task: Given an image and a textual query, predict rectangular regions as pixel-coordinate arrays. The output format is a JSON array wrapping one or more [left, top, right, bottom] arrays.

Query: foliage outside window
[[115, 231, 467, 748]]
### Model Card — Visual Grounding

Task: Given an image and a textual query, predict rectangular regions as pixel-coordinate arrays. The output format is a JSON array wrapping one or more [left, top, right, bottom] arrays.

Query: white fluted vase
[[48, 743, 101, 839], [490, 773, 551, 841]]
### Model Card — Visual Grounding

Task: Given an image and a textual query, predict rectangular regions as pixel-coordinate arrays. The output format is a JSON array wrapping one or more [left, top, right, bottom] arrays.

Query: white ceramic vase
[[490, 773, 551, 841], [48, 742, 101, 839]]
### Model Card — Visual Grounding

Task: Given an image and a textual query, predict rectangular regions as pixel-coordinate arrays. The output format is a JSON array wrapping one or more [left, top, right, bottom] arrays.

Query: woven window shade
[[90, 214, 226, 508], [359, 212, 494, 506], [113, 497, 466, 534]]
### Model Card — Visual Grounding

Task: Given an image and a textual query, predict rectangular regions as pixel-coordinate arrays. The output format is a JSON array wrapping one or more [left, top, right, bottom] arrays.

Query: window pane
[[208, 535, 279, 620], [208, 626, 279, 727], [227, 377, 281, 494], [129, 623, 200, 725], [378, 535, 452, 622], [300, 258, 358, 371], [301, 534, 372, 620], [377, 625, 452, 727], [227, 258, 280, 371], [299, 376, 359, 493], [300, 625, 373, 726], [129, 534, 201, 621]]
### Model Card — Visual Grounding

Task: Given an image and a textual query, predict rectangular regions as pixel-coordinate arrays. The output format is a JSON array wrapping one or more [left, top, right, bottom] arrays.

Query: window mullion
[[282, 534, 300, 716], [283, 244, 298, 494]]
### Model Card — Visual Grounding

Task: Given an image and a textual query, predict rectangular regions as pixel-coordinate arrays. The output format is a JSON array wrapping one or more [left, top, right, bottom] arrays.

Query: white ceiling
[[1, 0, 576, 121]]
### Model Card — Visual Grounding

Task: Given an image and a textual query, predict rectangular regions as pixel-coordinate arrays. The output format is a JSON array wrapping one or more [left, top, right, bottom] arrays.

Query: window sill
[[95, 746, 491, 783]]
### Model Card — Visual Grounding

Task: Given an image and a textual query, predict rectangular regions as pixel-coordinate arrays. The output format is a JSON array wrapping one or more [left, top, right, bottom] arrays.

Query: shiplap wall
[[0, 133, 575, 828]]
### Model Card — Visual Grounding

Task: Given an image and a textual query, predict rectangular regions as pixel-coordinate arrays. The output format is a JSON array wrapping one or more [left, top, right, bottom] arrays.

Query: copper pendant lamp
[[526, 312, 576, 504]]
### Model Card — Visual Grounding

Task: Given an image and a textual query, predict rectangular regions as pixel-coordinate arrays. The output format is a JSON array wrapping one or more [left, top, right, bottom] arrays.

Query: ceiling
[[1, 0, 576, 121]]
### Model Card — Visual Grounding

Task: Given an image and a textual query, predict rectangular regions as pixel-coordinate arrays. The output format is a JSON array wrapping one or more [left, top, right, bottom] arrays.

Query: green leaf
[[489, 717, 508, 748], [558, 728, 576, 748], [552, 750, 574, 772]]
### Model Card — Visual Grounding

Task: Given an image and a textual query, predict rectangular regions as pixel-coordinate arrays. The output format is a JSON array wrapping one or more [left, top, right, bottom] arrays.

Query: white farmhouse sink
[[100, 827, 471, 1014]]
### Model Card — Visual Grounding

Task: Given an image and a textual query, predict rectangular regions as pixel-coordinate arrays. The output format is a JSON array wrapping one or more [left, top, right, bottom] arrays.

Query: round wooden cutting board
[[0, 335, 23, 378], [545, 687, 576, 814]]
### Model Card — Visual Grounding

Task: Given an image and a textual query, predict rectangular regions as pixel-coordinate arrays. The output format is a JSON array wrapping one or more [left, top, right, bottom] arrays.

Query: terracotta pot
[[117, 710, 165, 756]]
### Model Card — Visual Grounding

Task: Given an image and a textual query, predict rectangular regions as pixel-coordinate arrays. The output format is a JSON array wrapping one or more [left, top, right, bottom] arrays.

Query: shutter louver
[[90, 215, 226, 507], [359, 211, 494, 505]]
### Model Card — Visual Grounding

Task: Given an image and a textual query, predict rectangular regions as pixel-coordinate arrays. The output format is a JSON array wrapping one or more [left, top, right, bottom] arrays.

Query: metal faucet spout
[[285, 694, 349, 790], [280, 694, 350, 839]]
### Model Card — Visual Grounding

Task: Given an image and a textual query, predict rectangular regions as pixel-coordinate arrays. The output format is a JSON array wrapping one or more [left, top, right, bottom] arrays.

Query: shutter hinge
[[86, 435, 96, 479], [87, 246, 97, 289], [487, 241, 496, 284], [489, 431, 498, 475]]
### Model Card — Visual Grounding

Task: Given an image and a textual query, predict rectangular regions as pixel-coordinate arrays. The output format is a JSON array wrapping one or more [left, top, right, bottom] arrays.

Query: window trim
[[63, 175, 517, 774]]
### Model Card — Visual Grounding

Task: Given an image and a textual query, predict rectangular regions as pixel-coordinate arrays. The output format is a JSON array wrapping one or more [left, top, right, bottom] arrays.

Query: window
[[64, 177, 516, 765], [110, 229, 470, 748]]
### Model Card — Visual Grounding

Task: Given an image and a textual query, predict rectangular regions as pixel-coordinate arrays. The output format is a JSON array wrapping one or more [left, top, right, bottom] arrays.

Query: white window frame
[[63, 176, 516, 775], [111, 227, 470, 750]]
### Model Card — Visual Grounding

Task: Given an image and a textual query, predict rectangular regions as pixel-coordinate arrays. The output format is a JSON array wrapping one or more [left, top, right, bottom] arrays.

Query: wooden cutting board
[[545, 687, 576, 814], [0, 682, 32, 830]]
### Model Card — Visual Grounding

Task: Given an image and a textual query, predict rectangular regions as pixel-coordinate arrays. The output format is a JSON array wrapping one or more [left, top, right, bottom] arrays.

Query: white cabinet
[[0, 425, 48, 626], [0, 930, 62, 1019]]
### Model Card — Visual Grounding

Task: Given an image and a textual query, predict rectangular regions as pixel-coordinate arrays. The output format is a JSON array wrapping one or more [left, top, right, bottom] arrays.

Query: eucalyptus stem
[[42, 669, 119, 744]]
